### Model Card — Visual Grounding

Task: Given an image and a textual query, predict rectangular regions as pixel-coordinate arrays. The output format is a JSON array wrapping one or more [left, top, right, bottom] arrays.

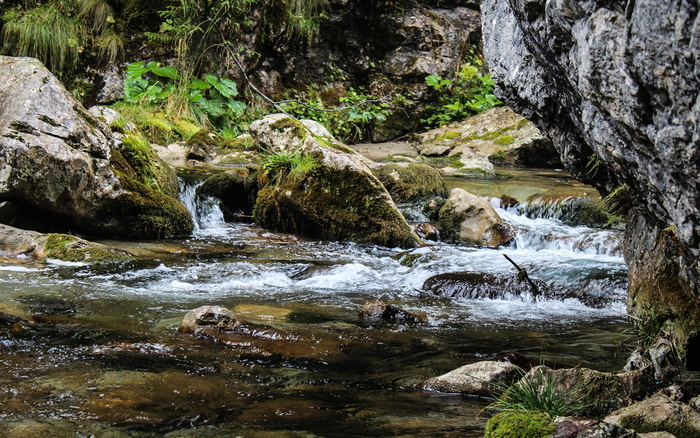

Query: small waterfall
[[179, 179, 226, 231]]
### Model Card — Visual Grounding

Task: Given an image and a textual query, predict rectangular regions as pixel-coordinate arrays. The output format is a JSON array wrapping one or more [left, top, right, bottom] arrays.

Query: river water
[[0, 168, 633, 437]]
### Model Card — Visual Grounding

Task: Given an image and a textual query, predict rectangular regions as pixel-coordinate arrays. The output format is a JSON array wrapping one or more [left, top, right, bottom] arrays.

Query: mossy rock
[[253, 165, 419, 248], [484, 411, 555, 438], [93, 172, 194, 239], [113, 134, 179, 198], [197, 171, 258, 219], [42, 234, 130, 263], [372, 163, 449, 203]]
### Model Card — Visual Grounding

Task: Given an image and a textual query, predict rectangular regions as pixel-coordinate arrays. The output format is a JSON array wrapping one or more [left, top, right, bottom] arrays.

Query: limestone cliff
[[481, 0, 700, 365]]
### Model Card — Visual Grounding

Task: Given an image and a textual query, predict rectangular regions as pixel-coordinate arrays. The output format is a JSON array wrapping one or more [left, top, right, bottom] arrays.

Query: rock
[[422, 272, 522, 300], [437, 188, 514, 247], [416, 106, 561, 168], [0, 312, 28, 329], [0, 56, 193, 239], [178, 306, 240, 335], [0, 223, 130, 263], [197, 171, 257, 220], [520, 366, 655, 417], [441, 149, 495, 176], [411, 223, 440, 242], [95, 64, 125, 104], [250, 114, 421, 248], [552, 417, 636, 438], [481, 0, 700, 359], [359, 300, 426, 324], [185, 130, 218, 161], [421, 360, 523, 396], [371, 163, 448, 203], [606, 386, 700, 438]]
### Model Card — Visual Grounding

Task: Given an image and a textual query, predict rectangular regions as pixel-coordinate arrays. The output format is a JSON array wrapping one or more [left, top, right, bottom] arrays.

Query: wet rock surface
[[421, 360, 523, 396]]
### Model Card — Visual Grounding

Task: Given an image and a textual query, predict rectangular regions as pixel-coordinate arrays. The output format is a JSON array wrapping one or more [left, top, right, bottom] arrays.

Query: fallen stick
[[503, 253, 541, 297]]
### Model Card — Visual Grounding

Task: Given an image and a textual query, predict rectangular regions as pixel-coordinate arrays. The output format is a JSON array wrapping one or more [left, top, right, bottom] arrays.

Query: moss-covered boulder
[[250, 114, 420, 248], [0, 56, 192, 239], [372, 163, 449, 203], [196, 171, 258, 220], [0, 224, 130, 263], [438, 188, 514, 248]]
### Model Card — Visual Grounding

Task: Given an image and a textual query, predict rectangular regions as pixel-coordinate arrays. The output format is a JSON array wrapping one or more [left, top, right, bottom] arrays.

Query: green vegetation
[[488, 367, 587, 418], [43, 234, 129, 263], [422, 51, 503, 128], [1, 0, 126, 79], [261, 149, 318, 184], [484, 411, 555, 438], [280, 86, 393, 143], [493, 135, 515, 145]]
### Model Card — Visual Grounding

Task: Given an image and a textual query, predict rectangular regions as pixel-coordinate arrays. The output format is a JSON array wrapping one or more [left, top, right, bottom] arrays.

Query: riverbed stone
[[481, 0, 700, 361], [196, 171, 257, 220], [0, 56, 193, 239], [421, 360, 523, 396], [551, 417, 636, 438], [359, 300, 426, 324], [438, 188, 514, 248], [178, 306, 241, 334], [250, 114, 420, 248], [606, 385, 700, 438]]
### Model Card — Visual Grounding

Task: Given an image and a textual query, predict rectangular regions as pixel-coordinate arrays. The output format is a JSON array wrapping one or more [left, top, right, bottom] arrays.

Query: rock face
[[481, 1, 700, 362], [438, 188, 514, 247], [371, 163, 449, 203], [250, 114, 420, 248], [0, 56, 193, 239]]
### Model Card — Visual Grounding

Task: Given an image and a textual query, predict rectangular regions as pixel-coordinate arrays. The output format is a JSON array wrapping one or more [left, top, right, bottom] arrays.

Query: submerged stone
[[359, 300, 426, 324]]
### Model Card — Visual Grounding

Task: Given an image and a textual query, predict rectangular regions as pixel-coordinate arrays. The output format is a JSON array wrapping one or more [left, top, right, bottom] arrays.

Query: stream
[[0, 168, 633, 437]]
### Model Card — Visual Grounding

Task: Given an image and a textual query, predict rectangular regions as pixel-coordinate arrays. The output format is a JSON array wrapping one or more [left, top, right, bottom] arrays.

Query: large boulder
[[481, 0, 700, 362], [0, 56, 193, 239], [250, 114, 420, 248], [438, 188, 514, 247]]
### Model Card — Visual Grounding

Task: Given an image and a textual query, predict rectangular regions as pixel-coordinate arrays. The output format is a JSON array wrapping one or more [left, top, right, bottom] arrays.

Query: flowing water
[[0, 168, 633, 437]]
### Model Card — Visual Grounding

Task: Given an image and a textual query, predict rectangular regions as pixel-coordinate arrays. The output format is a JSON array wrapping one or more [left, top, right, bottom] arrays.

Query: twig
[[503, 253, 541, 297]]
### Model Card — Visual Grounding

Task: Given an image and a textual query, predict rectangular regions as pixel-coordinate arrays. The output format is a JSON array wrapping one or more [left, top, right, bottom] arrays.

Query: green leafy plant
[[280, 87, 391, 143], [422, 57, 502, 128], [118, 61, 247, 141]]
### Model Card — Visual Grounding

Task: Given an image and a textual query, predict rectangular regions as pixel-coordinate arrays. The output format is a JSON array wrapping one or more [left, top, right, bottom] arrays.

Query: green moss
[[373, 163, 449, 203], [450, 160, 464, 168], [316, 136, 356, 154], [484, 412, 555, 438], [493, 135, 515, 145], [433, 131, 462, 142], [43, 234, 129, 263], [117, 133, 179, 197], [95, 172, 194, 239], [270, 117, 308, 141], [253, 165, 419, 248]]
